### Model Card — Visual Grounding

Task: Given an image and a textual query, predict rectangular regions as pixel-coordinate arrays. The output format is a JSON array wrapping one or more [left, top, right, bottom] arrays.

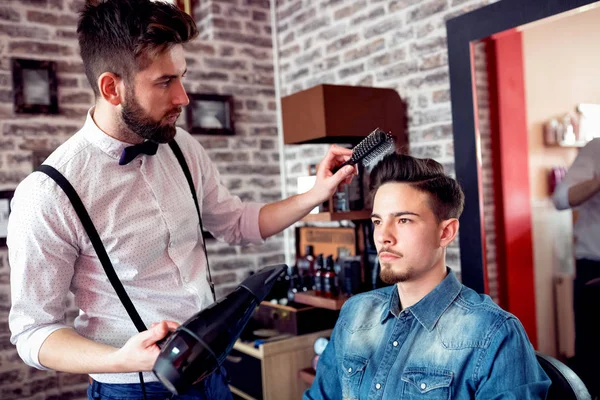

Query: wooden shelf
[[229, 385, 257, 400], [301, 210, 372, 222], [298, 367, 316, 386], [294, 290, 348, 310]]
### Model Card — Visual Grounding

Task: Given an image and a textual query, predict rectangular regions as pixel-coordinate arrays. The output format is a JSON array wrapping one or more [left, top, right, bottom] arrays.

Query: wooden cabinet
[[281, 84, 407, 148], [226, 329, 332, 400]]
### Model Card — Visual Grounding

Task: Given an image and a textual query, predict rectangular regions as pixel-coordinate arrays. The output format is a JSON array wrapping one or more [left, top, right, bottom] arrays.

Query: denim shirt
[[304, 269, 550, 400]]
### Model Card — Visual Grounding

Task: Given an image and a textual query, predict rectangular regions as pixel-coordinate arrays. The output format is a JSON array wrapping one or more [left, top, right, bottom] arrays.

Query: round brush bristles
[[362, 134, 395, 167], [348, 128, 395, 167]]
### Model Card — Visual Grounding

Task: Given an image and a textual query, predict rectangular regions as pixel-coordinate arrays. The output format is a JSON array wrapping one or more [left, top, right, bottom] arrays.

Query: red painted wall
[[485, 31, 538, 347]]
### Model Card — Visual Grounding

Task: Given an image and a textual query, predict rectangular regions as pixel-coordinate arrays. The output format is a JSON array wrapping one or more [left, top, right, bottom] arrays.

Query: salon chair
[[536, 352, 591, 400]]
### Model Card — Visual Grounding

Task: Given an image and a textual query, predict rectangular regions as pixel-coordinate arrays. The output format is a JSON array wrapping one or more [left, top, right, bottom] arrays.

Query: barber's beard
[[121, 92, 180, 143]]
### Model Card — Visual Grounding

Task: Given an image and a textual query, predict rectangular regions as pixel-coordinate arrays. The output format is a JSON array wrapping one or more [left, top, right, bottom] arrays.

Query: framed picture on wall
[[11, 58, 59, 115], [0, 190, 15, 247], [186, 93, 235, 135]]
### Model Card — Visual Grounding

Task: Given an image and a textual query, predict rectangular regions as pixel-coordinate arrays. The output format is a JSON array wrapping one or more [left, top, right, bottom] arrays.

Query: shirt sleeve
[[553, 142, 597, 210], [474, 317, 551, 399], [8, 174, 80, 369], [180, 132, 265, 246]]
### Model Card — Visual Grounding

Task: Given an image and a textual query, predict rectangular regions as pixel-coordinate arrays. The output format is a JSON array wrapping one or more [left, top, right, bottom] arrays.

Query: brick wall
[[0, 0, 277, 397], [276, 0, 499, 274]]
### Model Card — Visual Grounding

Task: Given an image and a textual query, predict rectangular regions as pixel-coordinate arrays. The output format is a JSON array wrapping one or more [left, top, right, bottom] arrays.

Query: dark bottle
[[297, 245, 315, 292], [323, 255, 339, 299], [314, 254, 324, 296], [334, 248, 349, 295], [334, 247, 349, 275], [287, 264, 299, 303]]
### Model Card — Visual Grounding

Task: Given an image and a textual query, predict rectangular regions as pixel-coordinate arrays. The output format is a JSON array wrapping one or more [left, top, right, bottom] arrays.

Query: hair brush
[[334, 128, 395, 172]]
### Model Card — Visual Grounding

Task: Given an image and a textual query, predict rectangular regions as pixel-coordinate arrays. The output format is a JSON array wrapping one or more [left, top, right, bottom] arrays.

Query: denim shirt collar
[[381, 268, 462, 332]]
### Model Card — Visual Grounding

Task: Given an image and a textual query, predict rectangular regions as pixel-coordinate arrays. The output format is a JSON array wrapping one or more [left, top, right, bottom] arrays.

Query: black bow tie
[[119, 140, 159, 165]]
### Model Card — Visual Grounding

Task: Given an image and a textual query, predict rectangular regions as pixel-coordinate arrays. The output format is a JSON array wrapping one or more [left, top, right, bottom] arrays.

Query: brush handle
[[332, 158, 354, 174]]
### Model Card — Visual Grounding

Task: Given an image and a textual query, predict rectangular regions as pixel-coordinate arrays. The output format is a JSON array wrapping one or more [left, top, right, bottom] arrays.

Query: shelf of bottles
[[287, 244, 355, 311]]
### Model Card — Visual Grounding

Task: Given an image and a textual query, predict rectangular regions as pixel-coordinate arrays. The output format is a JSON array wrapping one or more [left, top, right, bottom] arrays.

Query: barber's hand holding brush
[[310, 128, 396, 206], [314, 144, 358, 195], [258, 128, 395, 238]]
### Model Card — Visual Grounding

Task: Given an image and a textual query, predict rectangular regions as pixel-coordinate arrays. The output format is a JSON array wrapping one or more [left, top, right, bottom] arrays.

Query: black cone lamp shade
[[153, 264, 287, 394]]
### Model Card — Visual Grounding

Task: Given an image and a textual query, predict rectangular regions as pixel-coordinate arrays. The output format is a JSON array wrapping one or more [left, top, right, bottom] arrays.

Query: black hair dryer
[[153, 264, 287, 394]]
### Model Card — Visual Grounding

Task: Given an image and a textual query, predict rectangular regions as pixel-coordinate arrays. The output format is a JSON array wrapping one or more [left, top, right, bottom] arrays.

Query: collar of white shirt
[[83, 107, 137, 163]]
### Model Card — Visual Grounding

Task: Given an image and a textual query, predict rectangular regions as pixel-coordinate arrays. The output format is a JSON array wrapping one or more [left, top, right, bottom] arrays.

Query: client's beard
[[378, 248, 411, 284], [121, 92, 180, 143], [380, 264, 412, 284]]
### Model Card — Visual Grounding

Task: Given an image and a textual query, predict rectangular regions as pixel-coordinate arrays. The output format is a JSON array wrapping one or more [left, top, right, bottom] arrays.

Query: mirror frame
[[446, 0, 599, 293]]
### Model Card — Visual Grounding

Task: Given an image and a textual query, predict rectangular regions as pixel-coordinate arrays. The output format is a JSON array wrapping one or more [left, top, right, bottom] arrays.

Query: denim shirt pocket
[[341, 355, 369, 400], [401, 368, 453, 399]]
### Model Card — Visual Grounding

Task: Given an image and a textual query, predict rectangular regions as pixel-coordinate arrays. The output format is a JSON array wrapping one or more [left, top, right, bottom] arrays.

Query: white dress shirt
[[552, 138, 600, 261], [8, 110, 264, 383]]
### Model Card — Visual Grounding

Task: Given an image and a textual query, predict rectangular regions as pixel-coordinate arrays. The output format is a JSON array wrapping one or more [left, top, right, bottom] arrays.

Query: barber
[[7, 1, 355, 399]]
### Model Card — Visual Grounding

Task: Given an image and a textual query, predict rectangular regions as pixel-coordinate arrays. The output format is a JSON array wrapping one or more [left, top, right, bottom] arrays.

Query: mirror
[[447, 0, 600, 396]]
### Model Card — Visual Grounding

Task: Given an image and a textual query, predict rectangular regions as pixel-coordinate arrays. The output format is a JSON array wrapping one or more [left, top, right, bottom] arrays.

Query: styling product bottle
[[297, 245, 315, 292], [333, 185, 349, 212], [287, 264, 299, 303], [334, 248, 349, 275], [334, 247, 348, 293], [323, 255, 338, 299], [314, 254, 324, 296]]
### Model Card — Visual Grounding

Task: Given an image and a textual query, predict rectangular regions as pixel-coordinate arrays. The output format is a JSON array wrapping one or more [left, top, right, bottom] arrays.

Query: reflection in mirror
[[471, 39, 499, 305], [470, 4, 600, 396]]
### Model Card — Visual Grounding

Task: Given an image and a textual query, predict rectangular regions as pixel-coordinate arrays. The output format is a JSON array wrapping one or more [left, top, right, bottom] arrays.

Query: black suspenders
[[36, 140, 215, 333]]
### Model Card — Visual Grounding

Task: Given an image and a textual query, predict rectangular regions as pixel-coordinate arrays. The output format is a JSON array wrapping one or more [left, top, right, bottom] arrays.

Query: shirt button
[[393, 341, 398, 347], [376, 383, 381, 390], [348, 368, 352, 373], [169, 241, 174, 247], [183, 276, 190, 283], [420, 383, 427, 390]]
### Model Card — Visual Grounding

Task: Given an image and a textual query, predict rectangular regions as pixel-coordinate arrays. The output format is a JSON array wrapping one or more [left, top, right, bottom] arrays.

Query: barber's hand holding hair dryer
[[152, 264, 287, 394]]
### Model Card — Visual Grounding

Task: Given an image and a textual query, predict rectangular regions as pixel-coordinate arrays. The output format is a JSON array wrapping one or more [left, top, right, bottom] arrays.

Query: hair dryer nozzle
[[240, 264, 287, 300]]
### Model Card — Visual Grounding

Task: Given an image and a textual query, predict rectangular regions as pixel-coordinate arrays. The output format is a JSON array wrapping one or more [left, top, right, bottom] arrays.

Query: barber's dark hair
[[77, 0, 198, 97], [369, 153, 465, 222]]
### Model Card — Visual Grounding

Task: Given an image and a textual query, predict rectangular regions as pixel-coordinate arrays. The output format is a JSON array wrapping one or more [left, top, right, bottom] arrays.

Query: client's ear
[[439, 218, 459, 248]]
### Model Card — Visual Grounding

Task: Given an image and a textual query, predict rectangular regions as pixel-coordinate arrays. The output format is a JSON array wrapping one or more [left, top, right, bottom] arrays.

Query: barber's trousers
[[87, 368, 233, 400]]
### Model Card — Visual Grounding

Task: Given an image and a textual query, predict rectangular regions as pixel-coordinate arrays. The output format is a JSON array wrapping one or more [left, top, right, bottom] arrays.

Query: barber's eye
[[371, 220, 381, 226], [399, 218, 410, 224]]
